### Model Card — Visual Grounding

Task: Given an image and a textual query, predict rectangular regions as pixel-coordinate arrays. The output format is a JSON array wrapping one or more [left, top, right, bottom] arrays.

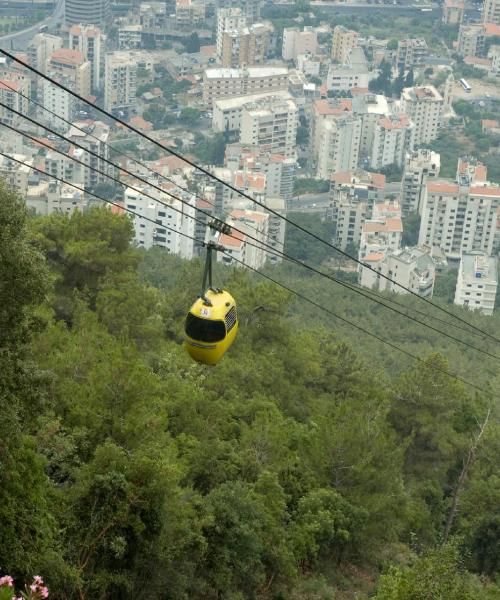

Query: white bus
[[459, 78, 472, 93]]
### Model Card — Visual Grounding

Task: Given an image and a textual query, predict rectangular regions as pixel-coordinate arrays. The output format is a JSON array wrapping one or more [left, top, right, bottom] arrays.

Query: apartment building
[[202, 67, 289, 106], [212, 90, 292, 133], [67, 120, 113, 189], [331, 26, 358, 63], [0, 78, 29, 127], [65, 0, 111, 29], [484, 0, 500, 25], [359, 208, 403, 259], [329, 190, 367, 250], [225, 144, 296, 199], [418, 178, 500, 260], [310, 97, 353, 162], [370, 115, 415, 170], [104, 51, 139, 115], [216, 8, 248, 58], [454, 253, 497, 315], [220, 22, 271, 68], [360, 247, 436, 298], [329, 169, 386, 219], [124, 184, 195, 257], [352, 93, 390, 157], [400, 149, 440, 215], [47, 48, 91, 98], [215, 0, 262, 22], [0, 153, 33, 197], [396, 38, 428, 71], [41, 76, 77, 125], [316, 115, 362, 179], [27, 33, 63, 74], [240, 96, 298, 158], [458, 24, 485, 57], [219, 209, 269, 269], [282, 27, 318, 61], [69, 25, 105, 91], [176, 0, 205, 29], [400, 85, 443, 145]]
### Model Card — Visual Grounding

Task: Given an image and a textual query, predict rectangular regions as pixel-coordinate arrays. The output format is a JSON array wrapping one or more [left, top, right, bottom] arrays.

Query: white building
[[396, 38, 428, 71], [67, 120, 113, 189], [359, 207, 403, 259], [212, 90, 292, 133], [104, 51, 140, 115], [329, 190, 367, 250], [352, 93, 390, 157], [0, 78, 29, 127], [458, 24, 485, 57], [454, 253, 497, 315], [282, 27, 318, 61], [296, 54, 320, 77], [0, 153, 33, 197], [124, 185, 195, 257], [41, 77, 77, 127], [27, 33, 63, 74], [484, 0, 500, 24], [419, 178, 500, 260], [329, 169, 386, 219], [219, 209, 269, 269], [400, 149, 440, 215], [360, 246, 436, 298], [216, 7, 248, 59], [316, 115, 362, 179], [69, 24, 105, 91], [118, 25, 142, 50], [202, 67, 289, 106], [400, 85, 443, 146], [331, 25, 358, 63], [370, 115, 415, 170], [240, 96, 298, 158]]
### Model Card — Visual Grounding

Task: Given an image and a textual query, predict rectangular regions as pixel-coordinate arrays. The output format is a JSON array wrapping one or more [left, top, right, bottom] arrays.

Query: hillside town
[[1, 0, 500, 313]]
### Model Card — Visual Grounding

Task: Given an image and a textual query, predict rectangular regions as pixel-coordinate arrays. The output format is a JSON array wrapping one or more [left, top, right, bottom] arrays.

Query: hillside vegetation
[[1, 184, 499, 599]]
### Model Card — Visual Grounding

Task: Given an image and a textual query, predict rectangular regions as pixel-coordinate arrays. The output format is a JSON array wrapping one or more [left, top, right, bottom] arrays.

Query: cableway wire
[[3, 116, 500, 362], [0, 78, 268, 242], [2, 48, 498, 343], [1, 85, 484, 345], [2, 150, 496, 400]]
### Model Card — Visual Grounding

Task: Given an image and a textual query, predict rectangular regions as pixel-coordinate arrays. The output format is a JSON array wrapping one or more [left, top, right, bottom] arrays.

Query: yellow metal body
[[184, 289, 238, 365]]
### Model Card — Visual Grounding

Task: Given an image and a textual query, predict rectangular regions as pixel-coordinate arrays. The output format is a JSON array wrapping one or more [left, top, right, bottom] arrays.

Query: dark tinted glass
[[185, 313, 226, 342]]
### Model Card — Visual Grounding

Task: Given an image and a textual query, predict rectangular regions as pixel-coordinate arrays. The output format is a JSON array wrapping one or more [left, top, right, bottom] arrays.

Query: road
[[288, 193, 330, 212], [0, 0, 63, 50]]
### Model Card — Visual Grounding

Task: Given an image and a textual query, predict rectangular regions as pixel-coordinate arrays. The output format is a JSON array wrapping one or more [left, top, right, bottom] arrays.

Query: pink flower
[[33, 576, 43, 586], [41, 587, 49, 599], [12, 597, 23, 600], [30, 583, 38, 592], [0, 575, 14, 587]]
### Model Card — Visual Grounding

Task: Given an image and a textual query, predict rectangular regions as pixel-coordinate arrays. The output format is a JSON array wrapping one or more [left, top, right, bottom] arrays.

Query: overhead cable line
[[0, 78, 268, 242], [3, 116, 500, 362], [1, 81, 491, 343], [2, 150, 497, 399], [2, 49, 498, 343]]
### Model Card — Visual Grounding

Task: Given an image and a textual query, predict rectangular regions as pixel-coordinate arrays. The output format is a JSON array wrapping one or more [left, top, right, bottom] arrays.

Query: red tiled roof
[[51, 48, 85, 66], [220, 230, 245, 248], [230, 209, 268, 222], [427, 182, 459, 194], [313, 98, 352, 115], [363, 251, 385, 262], [363, 217, 403, 233]]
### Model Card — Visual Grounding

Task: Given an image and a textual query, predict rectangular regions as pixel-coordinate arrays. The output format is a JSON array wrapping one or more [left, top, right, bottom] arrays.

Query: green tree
[[402, 213, 421, 246], [184, 32, 200, 53], [180, 107, 201, 125]]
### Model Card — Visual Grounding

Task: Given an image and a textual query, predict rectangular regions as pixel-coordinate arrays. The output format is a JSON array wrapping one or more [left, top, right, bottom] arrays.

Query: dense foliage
[[1, 187, 499, 598]]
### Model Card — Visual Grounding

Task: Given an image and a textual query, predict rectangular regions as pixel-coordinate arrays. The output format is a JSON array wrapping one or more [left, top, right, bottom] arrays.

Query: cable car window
[[185, 313, 226, 342], [225, 306, 237, 332]]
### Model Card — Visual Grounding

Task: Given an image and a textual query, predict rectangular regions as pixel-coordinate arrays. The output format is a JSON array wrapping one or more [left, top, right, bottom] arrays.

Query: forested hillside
[[1, 184, 499, 599]]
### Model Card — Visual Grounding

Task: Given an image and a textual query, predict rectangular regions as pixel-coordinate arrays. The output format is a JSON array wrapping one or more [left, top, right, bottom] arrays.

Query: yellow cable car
[[184, 237, 238, 365]]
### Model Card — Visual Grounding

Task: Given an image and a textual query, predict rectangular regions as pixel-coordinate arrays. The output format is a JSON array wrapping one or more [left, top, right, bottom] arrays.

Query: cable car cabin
[[184, 289, 238, 365]]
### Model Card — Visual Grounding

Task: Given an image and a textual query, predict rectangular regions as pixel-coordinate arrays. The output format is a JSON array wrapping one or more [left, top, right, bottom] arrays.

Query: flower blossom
[[0, 575, 14, 587], [41, 587, 49, 598], [33, 577, 43, 586]]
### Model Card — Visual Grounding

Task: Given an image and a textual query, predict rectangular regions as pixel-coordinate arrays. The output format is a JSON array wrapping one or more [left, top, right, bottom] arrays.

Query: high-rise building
[[454, 253, 497, 315], [220, 22, 271, 68], [400, 149, 440, 215], [67, 120, 113, 189], [104, 51, 139, 115], [396, 38, 428, 71], [215, 0, 262, 23], [400, 85, 443, 146], [46, 48, 91, 98], [202, 67, 289, 106], [282, 27, 318, 61], [27, 34, 63, 74], [316, 116, 362, 179], [458, 24, 485, 57], [370, 115, 415, 170], [331, 26, 358, 63], [419, 163, 500, 260], [65, 0, 111, 29], [0, 78, 29, 127], [217, 8, 248, 58], [69, 25, 105, 91], [240, 96, 298, 158]]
